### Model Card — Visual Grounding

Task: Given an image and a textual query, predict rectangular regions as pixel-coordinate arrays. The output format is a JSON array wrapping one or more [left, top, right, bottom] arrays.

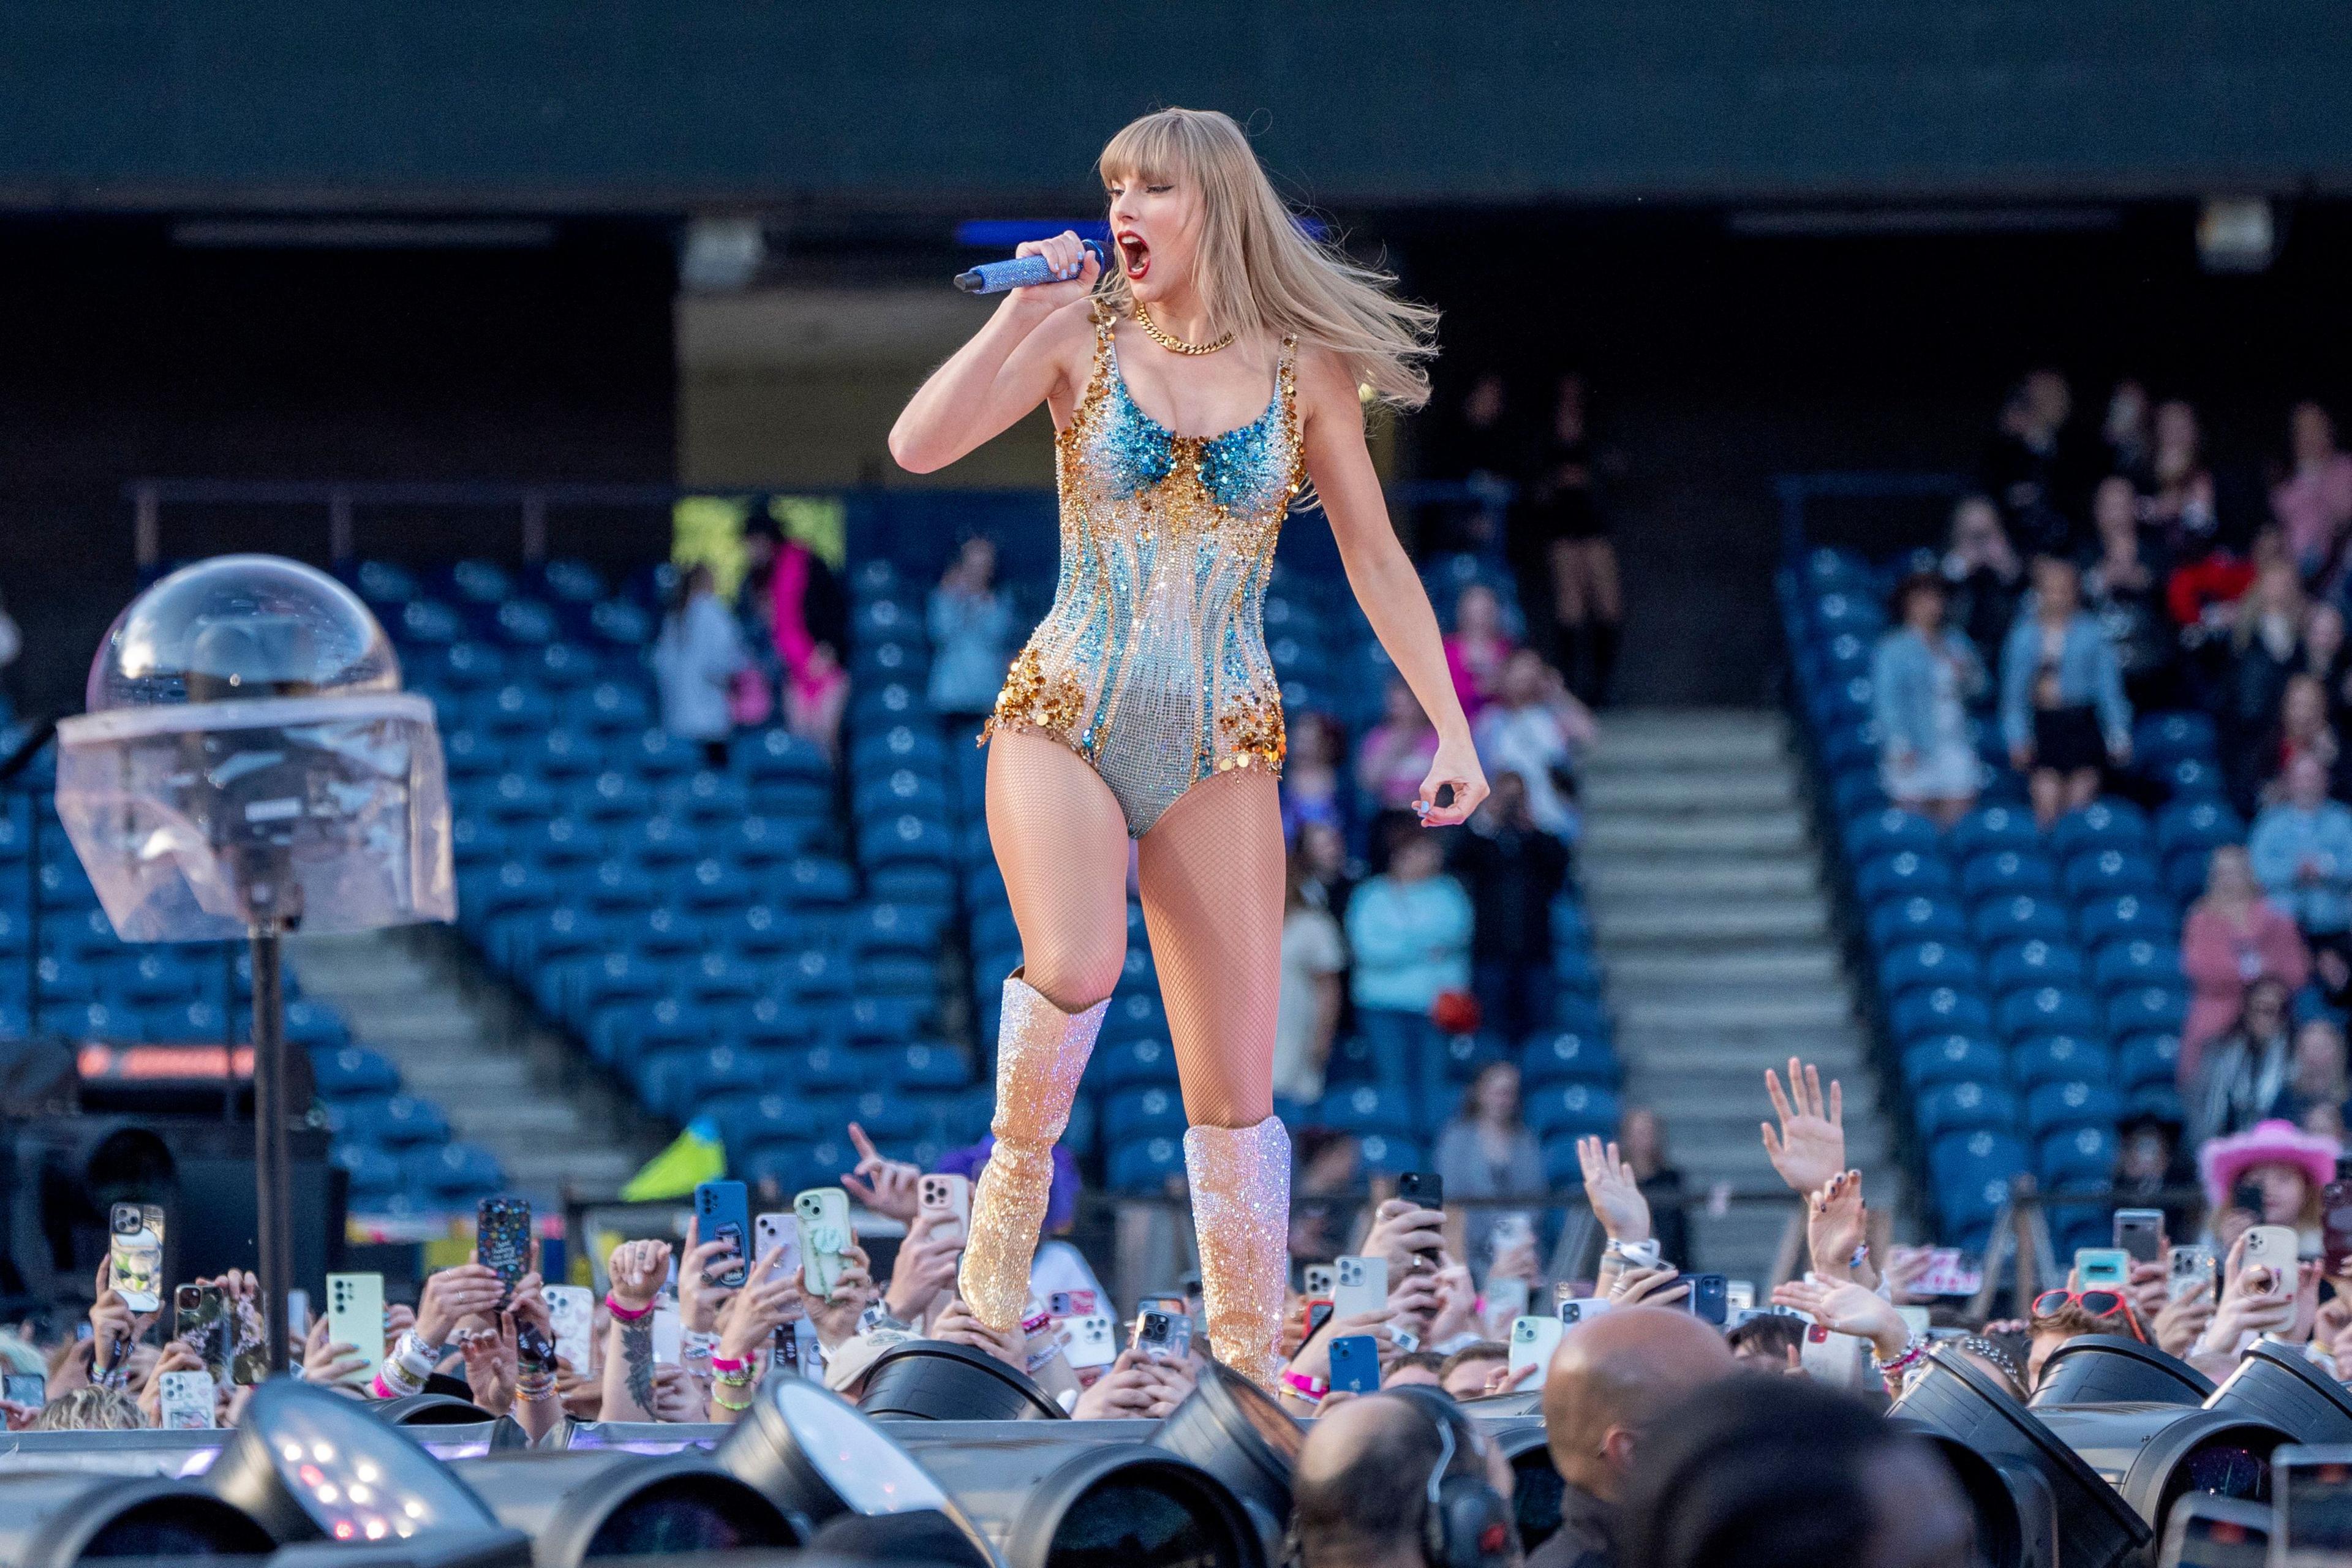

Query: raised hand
[[676, 1218, 739, 1334], [884, 1212, 963, 1327], [840, 1123, 923, 1222], [416, 1263, 507, 1348], [1805, 1170, 1872, 1286], [1006, 230, 1101, 314], [1072, 1348, 1161, 1419], [1762, 1058, 1845, 1195], [1360, 1198, 1447, 1278], [1607, 1265, 1688, 1310], [716, 1246, 799, 1368], [301, 1314, 368, 1386], [932, 1298, 1025, 1370], [1772, 1278, 1907, 1361], [606, 1239, 674, 1313], [1576, 1135, 1652, 1243]]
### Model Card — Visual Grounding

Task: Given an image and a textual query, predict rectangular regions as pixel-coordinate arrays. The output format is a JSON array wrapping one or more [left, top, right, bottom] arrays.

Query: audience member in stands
[[1434, 1060, 1544, 1261], [2225, 557, 2309, 761], [1425, 369, 1517, 556], [2275, 401, 2352, 583], [2250, 753, 2352, 973], [1444, 582, 1516, 721], [2181, 843, 2312, 1076], [1474, 648, 1594, 839], [1521, 372, 1624, 705], [1292, 1393, 1516, 1568], [925, 535, 1015, 728], [2192, 976, 2294, 1144], [1294, 819, 1357, 921], [1281, 711, 1351, 843], [2302, 603, 2351, 717], [1357, 678, 1444, 850], [1724, 1308, 1806, 1371], [1870, 571, 1988, 826], [1982, 368, 2077, 555], [1344, 824, 1472, 1088], [1528, 1306, 1739, 1568], [2000, 552, 2132, 826], [740, 514, 846, 692], [1939, 494, 2024, 663], [2148, 398, 2225, 558], [2269, 673, 2346, 802], [2083, 473, 2177, 710], [2113, 1107, 2198, 1242], [1273, 851, 1349, 1105], [653, 564, 752, 767], [2284, 1017, 2350, 1136], [1619, 1107, 1691, 1272], [1451, 770, 1573, 1039], [783, 638, 848, 764], [2101, 379, 2156, 492]]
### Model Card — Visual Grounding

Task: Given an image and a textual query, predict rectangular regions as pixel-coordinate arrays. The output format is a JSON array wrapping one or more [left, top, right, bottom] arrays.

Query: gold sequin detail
[[982, 646, 1087, 747], [1215, 687, 1287, 773]]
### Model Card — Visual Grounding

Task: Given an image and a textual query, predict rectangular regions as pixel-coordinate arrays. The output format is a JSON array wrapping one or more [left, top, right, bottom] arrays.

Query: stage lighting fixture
[[265, 1529, 535, 1568], [856, 1340, 1066, 1422], [1892, 1344, 2149, 1568], [452, 1451, 802, 1566], [2205, 1338, 2352, 1444], [2030, 1335, 2215, 1408], [207, 1379, 500, 1545], [714, 1375, 991, 1567], [1149, 1359, 1302, 1545], [1458, 1387, 1543, 1418], [2030, 1402, 2293, 1538], [0, 1473, 274, 1566], [904, 1436, 1264, 1568]]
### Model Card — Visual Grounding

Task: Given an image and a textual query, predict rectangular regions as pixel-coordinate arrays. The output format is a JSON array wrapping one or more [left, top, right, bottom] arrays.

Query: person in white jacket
[[652, 565, 750, 767]]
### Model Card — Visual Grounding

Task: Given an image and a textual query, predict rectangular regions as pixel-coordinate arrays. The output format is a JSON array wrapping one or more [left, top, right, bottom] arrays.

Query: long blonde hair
[[1096, 108, 1438, 410]]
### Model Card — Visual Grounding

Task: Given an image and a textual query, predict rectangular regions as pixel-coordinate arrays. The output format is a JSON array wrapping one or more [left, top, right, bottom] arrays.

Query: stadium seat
[[1880, 942, 1984, 999], [406, 1142, 504, 1198], [1985, 940, 2087, 996], [1892, 987, 1994, 1043], [2116, 1033, 2182, 1092], [2091, 940, 2182, 995], [1858, 852, 1956, 905], [1317, 1085, 1419, 1140], [1996, 986, 2103, 1041], [2062, 849, 2165, 902], [1970, 895, 2072, 948], [2038, 1124, 2120, 1190], [1102, 1085, 1189, 1144], [2050, 801, 2151, 858], [1902, 1035, 2005, 1090], [2106, 987, 2188, 1038], [1521, 1029, 1619, 1087], [1523, 1082, 1621, 1140], [1928, 1129, 2027, 1234], [1916, 1080, 2017, 1140], [1108, 1136, 1187, 1194], [1948, 805, 2042, 859], [1846, 809, 1941, 864], [2024, 1079, 2122, 1137], [1961, 852, 2059, 903], [2011, 1035, 2113, 1091]]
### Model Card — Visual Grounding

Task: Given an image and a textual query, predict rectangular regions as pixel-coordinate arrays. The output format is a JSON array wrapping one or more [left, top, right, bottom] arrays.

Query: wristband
[[682, 1330, 719, 1362], [1604, 1238, 1660, 1268], [709, 1354, 747, 1374], [606, 1293, 654, 1322], [1871, 1333, 1928, 1376], [1282, 1370, 1329, 1400], [712, 1385, 756, 1412], [516, 1374, 559, 1403]]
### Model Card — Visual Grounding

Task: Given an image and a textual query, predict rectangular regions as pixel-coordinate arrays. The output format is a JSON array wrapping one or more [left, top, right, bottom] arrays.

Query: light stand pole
[[247, 922, 295, 1376]]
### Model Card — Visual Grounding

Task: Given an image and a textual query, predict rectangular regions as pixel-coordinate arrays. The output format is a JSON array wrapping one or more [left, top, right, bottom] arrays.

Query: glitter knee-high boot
[[957, 971, 1109, 1334], [1183, 1116, 1291, 1390]]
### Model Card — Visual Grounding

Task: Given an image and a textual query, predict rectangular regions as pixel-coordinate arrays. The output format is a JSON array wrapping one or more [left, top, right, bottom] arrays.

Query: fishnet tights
[[986, 729, 1282, 1128]]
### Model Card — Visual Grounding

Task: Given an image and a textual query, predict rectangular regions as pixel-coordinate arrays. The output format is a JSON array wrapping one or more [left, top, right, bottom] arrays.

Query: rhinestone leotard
[[982, 302, 1306, 837]]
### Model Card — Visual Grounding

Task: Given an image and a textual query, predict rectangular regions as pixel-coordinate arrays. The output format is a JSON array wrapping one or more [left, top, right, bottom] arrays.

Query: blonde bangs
[[1091, 107, 1438, 410]]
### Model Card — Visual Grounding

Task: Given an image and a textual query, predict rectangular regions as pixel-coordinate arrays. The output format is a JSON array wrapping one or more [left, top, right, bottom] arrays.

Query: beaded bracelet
[[709, 1354, 747, 1375], [1281, 1370, 1329, 1401], [516, 1374, 559, 1403], [606, 1293, 654, 1322], [711, 1384, 756, 1412], [682, 1330, 718, 1362], [1871, 1333, 1928, 1377]]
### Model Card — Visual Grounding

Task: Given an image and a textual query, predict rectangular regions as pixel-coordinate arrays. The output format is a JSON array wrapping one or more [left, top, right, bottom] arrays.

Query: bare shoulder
[[1292, 343, 1364, 431]]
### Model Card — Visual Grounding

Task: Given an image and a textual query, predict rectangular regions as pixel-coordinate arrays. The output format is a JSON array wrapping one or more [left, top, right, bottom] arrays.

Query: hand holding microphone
[[956, 230, 1104, 299]]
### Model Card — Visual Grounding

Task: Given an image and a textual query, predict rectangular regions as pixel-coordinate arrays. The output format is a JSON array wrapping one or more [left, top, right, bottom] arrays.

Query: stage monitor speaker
[[451, 1452, 803, 1567], [2029, 1335, 2215, 1409], [0, 1472, 275, 1566], [2205, 1339, 2352, 1446]]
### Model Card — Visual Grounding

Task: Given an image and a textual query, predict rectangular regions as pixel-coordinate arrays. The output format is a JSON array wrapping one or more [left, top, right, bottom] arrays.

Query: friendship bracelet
[[606, 1294, 654, 1322], [682, 1330, 719, 1361], [1871, 1333, 1929, 1376], [1282, 1370, 1329, 1401], [709, 1354, 747, 1374], [712, 1386, 756, 1412], [516, 1375, 558, 1403]]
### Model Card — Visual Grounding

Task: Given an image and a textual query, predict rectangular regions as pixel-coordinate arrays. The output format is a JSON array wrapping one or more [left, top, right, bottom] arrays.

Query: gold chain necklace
[[1134, 304, 1234, 356]]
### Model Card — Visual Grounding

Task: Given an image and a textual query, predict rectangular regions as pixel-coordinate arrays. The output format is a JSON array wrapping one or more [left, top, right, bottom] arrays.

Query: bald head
[[1544, 1306, 1739, 1499], [1294, 1395, 1449, 1568]]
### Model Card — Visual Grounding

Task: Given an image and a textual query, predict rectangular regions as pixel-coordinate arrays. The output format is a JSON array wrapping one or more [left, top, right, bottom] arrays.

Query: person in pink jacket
[[2181, 843, 2312, 1084]]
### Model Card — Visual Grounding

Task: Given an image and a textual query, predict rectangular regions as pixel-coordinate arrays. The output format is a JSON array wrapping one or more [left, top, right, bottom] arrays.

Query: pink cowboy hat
[[2198, 1118, 2340, 1212]]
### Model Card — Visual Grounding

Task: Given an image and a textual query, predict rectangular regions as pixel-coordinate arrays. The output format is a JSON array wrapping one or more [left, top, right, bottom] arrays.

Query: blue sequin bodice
[[984, 303, 1305, 837]]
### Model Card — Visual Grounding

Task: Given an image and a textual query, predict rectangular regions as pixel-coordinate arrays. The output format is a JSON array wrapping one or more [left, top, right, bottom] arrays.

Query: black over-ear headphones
[[1400, 1389, 1518, 1568]]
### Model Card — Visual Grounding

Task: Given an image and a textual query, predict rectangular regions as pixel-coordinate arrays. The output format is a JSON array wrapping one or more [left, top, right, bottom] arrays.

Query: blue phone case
[[1328, 1335, 1381, 1394], [695, 1180, 751, 1289]]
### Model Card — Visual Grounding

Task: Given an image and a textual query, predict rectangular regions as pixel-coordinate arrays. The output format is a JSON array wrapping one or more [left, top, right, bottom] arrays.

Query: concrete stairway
[[1580, 709, 1894, 1284], [290, 927, 666, 1202]]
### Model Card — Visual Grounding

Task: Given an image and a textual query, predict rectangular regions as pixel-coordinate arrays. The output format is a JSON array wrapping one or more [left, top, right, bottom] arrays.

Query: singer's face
[[1105, 171, 1200, 304]]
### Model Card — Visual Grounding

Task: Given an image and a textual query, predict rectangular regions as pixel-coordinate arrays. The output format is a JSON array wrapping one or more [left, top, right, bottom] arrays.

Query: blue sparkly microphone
[[954, 239, 1107, 295]]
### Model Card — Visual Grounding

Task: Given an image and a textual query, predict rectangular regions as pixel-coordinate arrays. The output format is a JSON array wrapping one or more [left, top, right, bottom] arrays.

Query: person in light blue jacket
[[1871, 573, 1988, 826], [1344, 826, 1473, 1090], [2250, 753, 2352, 939], [2000, 554, 2133, 827]]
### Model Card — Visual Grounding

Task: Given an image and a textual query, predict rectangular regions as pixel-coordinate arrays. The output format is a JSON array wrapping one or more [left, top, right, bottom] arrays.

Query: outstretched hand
[[1762, 1058, 1845, 1194], [840, 1123, 922, 1223], [1414, 734, 1490, 828], [1576, 1136, 1651, 1244]]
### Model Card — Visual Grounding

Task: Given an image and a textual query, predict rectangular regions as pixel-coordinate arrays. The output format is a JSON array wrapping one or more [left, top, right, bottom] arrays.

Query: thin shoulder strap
[[1089, 298, 1118, 360]]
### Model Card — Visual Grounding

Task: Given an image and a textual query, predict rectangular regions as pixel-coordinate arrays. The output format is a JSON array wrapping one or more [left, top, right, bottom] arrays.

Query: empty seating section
[[1784, 548, 2207, 1253]]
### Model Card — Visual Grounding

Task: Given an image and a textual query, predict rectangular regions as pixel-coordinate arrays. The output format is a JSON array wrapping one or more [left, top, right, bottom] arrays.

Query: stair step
[[1580, 774, 1796, 813], [1584, 813, 1808, 857], [1617, 995, 1852, 1031], [1592, 903, 1827, 944], [1604, 951, 1843, 989], [1586, 861, 1820, 902], [1588, 730, 1786, 772]]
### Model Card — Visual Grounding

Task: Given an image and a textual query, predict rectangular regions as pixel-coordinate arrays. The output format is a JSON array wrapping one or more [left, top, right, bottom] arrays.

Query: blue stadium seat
[[639, 1044, 766, 1118], [2116, 1033, 2181, 1092], [668, 771, 755, 826], [682, 954, 766, 1006], [1917, 1080, 2017, 1140], [1109, 1136, 1188, 1194], [1096, 1035, 1180, 1090], [528, 729, 601, 780], [1870, 896, 1970, 949], [1961, 851, 2059, 903], [862, 813, 955, 867], [1948, 805, 2042, 859], [1317, 1084, 1419, 1139], [2051, 801, 2152, 858], [350, 1095, 451, 1147], [1101, 991, 1170, 1046], [621, 907, 707, 958], [782, 1044, 865, 1095], [725, 996, 818, 1050], [722, 904, 804, 959], [2063, 849, 2166, 902], [1521, 1029, 1619, 1087], [620, 816, 703, 869], [583, 859, 662, 914], [521, 642, 598, 690], [1996, 986, 2103, 1041], [579, 770, 657, 823], [778, 857, 857, 907], [481, 772, 559, 823], [2135, 712, 2218, 767], [1858, 852, 1956, 905], [783, 948, 855, 1002], [880, 1042, 970, 1090], [741, 727, 833, 783], [1970, 895, 2072, 948], [1881, 942, 1984, 999], [467, 861, 559, 921], [478, 682, 557, 736], [2155, 799, 2244, 856], [442, 730, 508, 781], [141, 1001, 228, 1041], [717, 816, 815, 867], [1901, 1035, 2005, 1090], [1357, 1134, 1424, 1178], [333, 1144, 404, 1200], [566, 682, 654, 735], [682, 858, 758, 912], [851, 902, 946, 957], [2024, 1079, 2122, 1137], [1102, 1085, 1189, 1144], [1892, 987, 1995, 1043], [2011, 1035, 2113, 1091], [2038, 1124, 2119, 1191], [713, 1092, 826, 1153], [2092, 940, 2183, 995], [1845, 809, 1942, 864], [522, 816, 609, 868], [2154, 757, 2226, 799], [314, 1046, 401, 1098], [624, 728, 699, 780], [850, 723, 948, 777], [589, 601, 654, 649], [1929, 1129, 2027, 1234], [2106, 987, 2188, 1038], [1985, 940, 2086, 996], [406, 1142, 504, 1199], [1523, 1082, 1621, 1140]]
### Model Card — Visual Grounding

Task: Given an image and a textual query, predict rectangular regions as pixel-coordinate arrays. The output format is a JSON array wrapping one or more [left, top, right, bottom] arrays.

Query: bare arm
[[1298, 349, 1488, 825], [888, 233, 1100, 473]]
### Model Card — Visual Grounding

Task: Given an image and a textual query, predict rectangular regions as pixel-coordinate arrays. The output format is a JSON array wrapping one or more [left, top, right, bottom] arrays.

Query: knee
[[1022, 935, 1123, 1013]]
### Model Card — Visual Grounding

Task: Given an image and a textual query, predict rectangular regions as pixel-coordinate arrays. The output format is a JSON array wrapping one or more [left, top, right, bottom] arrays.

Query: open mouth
[[1117, 231, 1150, 281]]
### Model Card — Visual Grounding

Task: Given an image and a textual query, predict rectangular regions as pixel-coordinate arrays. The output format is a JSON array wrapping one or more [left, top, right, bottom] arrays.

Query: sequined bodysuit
[[983, 303, 1305, 837]]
